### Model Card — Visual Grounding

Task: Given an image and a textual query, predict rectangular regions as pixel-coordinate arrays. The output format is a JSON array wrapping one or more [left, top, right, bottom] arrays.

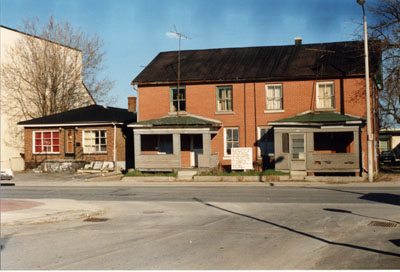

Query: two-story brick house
[[130, 39, 381, 177]]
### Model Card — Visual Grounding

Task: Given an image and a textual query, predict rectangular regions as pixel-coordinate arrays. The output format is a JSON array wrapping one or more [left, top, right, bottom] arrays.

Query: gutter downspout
[[254, 82, 257, 163], [372, 83, 378, 173], [244, 83, 247, 147], [113, 123, 117, 171]]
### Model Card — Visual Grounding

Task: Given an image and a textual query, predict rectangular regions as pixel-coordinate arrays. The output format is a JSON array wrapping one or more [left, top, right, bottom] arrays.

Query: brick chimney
[[128, 96, 137, 112], [294, 37, 302, 46]]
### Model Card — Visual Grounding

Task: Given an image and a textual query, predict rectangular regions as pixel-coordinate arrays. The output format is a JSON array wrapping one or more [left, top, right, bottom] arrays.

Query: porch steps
[[177, 170, 197, 181]]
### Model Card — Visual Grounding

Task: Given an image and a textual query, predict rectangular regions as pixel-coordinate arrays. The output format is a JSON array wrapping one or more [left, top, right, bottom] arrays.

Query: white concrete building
[[1, 26, 95, 171]]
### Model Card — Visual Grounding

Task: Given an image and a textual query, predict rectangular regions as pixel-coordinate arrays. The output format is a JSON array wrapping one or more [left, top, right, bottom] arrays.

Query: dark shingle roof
[[133, 41, 381, 85], [18, 105, 137, 126], [270, 111, 364, 125]]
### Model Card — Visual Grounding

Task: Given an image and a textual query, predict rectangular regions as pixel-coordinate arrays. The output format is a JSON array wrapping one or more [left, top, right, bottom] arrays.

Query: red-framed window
[[33, 131, 60, 153]]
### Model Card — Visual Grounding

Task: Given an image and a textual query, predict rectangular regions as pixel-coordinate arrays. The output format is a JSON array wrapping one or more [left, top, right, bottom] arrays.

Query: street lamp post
[[357, 0, 374, 182]]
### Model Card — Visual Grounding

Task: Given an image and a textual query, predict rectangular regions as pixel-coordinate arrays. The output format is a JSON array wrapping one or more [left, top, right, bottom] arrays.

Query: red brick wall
[[24, 125, 126, 167], [138, 77, 378, 170]]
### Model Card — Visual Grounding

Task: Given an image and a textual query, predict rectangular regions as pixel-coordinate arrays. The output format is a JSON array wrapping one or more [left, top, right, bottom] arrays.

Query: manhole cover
[[368, 221, 398, 227], [83, 217, 109, 222], [142, 211, 164, 214]]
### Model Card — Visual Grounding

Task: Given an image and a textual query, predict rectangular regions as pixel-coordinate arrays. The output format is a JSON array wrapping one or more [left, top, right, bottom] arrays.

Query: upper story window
[[83, 130, 107, 153], [33, 131, 59, 153], [265, 84, 283, 110], [224, 127, 239, 156], [216, 86, 233, 112], [316, 82, 335, 109], [170, 87, 186, 112]]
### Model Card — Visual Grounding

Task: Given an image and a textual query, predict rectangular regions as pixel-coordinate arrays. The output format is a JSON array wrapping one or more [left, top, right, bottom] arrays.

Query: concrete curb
[[1, 199, 105, 226], [6, 176, 400, 187]]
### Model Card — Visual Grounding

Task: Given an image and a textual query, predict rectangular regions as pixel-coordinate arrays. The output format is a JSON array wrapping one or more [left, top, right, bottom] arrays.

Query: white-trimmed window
[[83, 130, 107, 153], [170, 87, 186, 112], [316, 82, 335, 109], [216, 86, 233, 112], [33, 131, 60, 153], [257, 127, 274, 158], [266, 84, 283, 110], [224, 127, 239, 156]]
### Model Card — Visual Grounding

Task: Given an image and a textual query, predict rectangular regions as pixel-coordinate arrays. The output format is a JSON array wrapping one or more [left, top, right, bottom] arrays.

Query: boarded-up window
[[266, 84, 283, 110], [316, 82, 334, 109], [217, 86, 233, 112]]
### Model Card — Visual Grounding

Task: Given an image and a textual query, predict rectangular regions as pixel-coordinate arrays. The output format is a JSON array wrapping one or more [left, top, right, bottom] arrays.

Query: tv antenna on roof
[[166, 25, 191, 115]]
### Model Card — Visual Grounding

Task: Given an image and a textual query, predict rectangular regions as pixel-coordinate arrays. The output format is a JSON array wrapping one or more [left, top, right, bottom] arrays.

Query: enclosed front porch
[[129, 114, 221, 171], [270, 111, 365, 176]]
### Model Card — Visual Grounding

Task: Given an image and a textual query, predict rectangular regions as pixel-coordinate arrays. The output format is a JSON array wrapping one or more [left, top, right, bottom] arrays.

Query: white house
[[0, 25, 95, 171]]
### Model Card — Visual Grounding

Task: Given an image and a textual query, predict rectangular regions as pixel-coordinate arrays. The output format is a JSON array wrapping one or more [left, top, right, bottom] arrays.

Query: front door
[[181, 134, 203, 167], [290, 133, 306, 170], [65, 129, 74, 157]]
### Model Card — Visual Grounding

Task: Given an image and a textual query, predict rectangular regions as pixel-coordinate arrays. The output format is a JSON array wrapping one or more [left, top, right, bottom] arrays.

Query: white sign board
[[231, 147, 253, 170]]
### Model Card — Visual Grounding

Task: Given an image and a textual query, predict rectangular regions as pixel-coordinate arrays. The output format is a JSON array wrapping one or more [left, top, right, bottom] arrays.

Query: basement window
[[314, 132, 354, 154]]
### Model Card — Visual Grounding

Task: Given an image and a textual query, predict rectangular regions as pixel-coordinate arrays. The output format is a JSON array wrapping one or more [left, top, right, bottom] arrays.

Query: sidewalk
[[1, 198, 105, 226]]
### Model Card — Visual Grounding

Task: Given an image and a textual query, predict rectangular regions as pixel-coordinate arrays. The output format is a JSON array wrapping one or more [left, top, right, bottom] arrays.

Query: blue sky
[[1, 0, 368, 108]]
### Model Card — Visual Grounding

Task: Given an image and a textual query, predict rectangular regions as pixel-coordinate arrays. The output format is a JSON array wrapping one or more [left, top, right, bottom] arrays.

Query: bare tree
[[367, 0, 400, 127], [1, 16, 114, 150], [1, 16, 113, 121]]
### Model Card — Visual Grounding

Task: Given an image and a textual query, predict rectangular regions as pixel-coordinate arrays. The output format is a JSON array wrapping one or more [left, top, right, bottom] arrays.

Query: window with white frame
[[170, 87, 186, 112], [83, 130, 107, 153], [257, 127, 274, 158], [33, 131, 60, 153], [216, 86, 233, 112], [224, 127, 239, 156], [316, 82, 335, 109], [265, 84, 283, 110]]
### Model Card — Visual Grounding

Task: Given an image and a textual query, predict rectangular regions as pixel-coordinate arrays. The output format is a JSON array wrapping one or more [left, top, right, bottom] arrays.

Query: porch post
[[202, 132, 212, 156], [173, 133, 181, 156], [134, 133, 141, 157]]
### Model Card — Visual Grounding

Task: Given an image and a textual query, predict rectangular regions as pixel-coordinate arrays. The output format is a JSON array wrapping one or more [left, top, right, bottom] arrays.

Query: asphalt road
[[2, 185, 400, 204], [1, 185, 400, 269]]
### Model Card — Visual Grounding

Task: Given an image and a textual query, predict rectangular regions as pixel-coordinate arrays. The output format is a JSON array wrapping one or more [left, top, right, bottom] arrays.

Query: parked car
[[379, 151, 396, 165], [0, 169, 14, 180]]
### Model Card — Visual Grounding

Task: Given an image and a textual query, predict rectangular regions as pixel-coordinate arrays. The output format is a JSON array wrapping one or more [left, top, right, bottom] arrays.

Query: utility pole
[[357, 0, 374, 182]]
